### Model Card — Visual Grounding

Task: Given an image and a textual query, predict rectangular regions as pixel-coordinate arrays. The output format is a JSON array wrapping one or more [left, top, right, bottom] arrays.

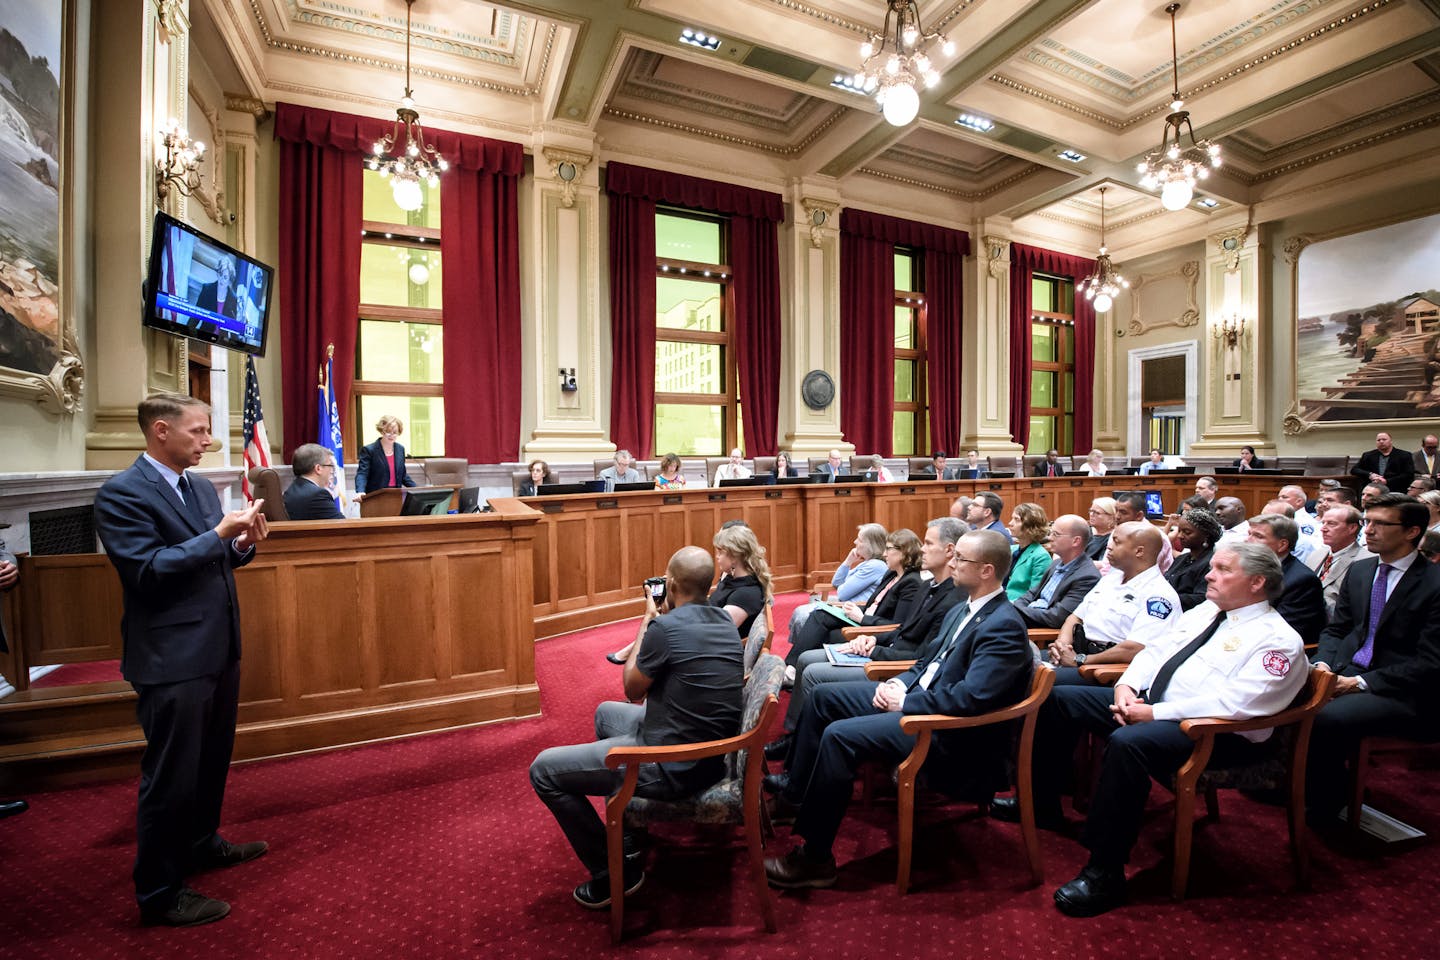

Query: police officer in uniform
[[1047, 522, 1181, 682], [995, 542, 1309, 916]]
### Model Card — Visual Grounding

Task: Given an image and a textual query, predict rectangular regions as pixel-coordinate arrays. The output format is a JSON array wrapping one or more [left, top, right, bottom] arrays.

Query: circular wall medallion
[[801, 370, 835, 411]]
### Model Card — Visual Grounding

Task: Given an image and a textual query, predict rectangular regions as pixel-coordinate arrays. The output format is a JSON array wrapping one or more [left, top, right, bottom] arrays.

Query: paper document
[[824, 643, 871, 667], [811, 600, 860, 626]]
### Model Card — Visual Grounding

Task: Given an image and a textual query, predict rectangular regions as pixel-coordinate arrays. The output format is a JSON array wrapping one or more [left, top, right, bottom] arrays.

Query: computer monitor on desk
[[612, 481, 654, 492], [718, 477, 765, 488], [776, 475, 813, 485], [537, 482, 599, 496], [400, 487, 457, 516]]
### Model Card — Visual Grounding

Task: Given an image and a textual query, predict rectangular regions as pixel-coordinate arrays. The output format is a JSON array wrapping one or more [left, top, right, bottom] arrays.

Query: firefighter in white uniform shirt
[[1047, 522, 1181, 683], [1005, 542, 1309, 917]]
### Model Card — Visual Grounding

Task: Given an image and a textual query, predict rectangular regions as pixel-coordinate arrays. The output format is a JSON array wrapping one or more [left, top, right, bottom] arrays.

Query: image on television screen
[[144, 212, 273, 356]]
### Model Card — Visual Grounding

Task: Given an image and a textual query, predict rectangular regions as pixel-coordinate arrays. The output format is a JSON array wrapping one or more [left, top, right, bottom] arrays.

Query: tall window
[[353, 171, 444, 456], [892, 249, 928, 456], [653, 209, 738, 456], [1029, 274, 1075, 455], [1141, 355, 1186, 453]]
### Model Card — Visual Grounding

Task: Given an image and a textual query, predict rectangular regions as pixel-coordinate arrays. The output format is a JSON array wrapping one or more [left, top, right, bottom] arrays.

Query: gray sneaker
[[143, 888, 231, 927]]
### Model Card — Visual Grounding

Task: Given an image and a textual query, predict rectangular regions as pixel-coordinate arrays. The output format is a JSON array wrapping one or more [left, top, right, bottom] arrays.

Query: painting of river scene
[[0, 0, 62, 377], [1295, 211, 1440, 426]]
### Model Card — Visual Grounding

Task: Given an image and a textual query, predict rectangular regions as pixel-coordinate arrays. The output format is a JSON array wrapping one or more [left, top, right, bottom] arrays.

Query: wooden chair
[[907, 456, 936, 478], [247, 467, 290, 521], [603, 653, 784, 943], [860, 662, 1056, 893], [1167, 664, 1336, 898], [1347, 735, 1440, 830], [752, 455, 777, 478], [744, 599, 774, 675]]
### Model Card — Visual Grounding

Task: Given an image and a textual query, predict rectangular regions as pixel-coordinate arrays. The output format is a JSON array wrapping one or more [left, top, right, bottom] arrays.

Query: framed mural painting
[[0, 0, 83, 413], [1284, 210, 1440, 435]]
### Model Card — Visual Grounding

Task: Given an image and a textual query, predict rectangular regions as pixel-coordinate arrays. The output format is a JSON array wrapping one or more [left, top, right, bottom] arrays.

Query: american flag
[[241, 355, 271, 501]]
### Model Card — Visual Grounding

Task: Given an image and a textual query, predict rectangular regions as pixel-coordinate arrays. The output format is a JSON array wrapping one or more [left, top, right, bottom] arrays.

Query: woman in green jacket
[[1005, 502, 1054, 601]]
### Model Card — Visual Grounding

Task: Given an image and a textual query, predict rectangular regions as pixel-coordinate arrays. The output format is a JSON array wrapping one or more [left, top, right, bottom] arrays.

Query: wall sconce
[[1214, 313, 1246, 348], [155, 118, 205, 203]]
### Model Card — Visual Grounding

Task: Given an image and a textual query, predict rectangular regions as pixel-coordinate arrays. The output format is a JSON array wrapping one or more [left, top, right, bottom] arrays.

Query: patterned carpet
[[2, 592, 1438, 958]]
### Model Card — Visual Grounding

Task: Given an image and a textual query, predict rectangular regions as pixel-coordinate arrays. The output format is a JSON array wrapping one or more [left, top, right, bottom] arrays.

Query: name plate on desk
[[597, 499, 618, 510], [708, 493, 727, 502], [832, 487, 852, 496], [765, 490, 783, 499], [900, 486, 917, 495], [542, 502, 565, 513], [663, 494, 683, 505]]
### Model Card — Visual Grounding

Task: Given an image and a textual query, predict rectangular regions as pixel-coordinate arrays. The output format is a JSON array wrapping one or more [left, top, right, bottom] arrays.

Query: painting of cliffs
[[1295, 211, 1440, 425], [0, 0, 62, 376]]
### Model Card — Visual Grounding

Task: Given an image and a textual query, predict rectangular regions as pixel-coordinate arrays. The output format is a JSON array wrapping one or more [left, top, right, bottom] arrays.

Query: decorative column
[[518, 140, 613, 462], [778, 180, 848, 456], [1190, 226, 1269, 455], [963, 230, 1023, 459]]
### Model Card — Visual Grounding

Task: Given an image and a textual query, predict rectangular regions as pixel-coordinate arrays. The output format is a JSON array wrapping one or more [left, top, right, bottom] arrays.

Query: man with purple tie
[[1308, 494, 1440, 823]]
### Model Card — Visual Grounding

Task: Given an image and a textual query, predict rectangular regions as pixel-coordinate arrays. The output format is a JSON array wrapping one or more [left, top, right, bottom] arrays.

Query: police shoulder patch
[[1146, 597, 1173, 619]]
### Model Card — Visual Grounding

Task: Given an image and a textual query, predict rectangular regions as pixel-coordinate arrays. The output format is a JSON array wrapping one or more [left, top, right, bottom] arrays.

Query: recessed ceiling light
[[1195, 197, 1219, 208], [831, 74, 868, 95], [955, 113, 995, 133], [679, 28, 721, 51], [1057, 149, 1086, 163]]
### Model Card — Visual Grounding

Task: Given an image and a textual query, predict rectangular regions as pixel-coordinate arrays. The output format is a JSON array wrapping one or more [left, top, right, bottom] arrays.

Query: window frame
[[1029, 274, 1076, 456], [892, 247, 928, 457]]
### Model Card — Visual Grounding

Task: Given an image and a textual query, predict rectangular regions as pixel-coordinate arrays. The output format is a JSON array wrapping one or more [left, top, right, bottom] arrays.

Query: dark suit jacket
[[0, 541, 13, 654], [283, 476, 344, 521], [1164, 545, 1214, 610], [195, 282, 239, 319], [1276, 553, 1326, 647], [1415, 448, 1439, 479], [1351, 447, 1415, 491], [93, 457, 253, 685], [354, 440, 416, 494], [858, 570, 925, 627], [1231, 457, 1267, 470], [813, 463, 841, 483], [919, 465, 965, 480], [871, 577, 962, 661], [1014, 554, 1101, 628], [1316, 554, 1440, 707], [1084, 532, 1110, 562], [1034, 460, 1065, 478]]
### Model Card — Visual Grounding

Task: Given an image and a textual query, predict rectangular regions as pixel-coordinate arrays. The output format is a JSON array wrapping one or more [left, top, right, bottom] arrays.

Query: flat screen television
[[143, 211, 274, 356], [399, 487, 456, 516]]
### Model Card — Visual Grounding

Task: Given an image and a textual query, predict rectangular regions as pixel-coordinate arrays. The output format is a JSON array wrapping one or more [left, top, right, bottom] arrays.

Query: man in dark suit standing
[[283, 444, 344, 521], [1351, 431, 1415, 492], [1247, 513, 1326, 646], [1014, 514, 1101, 628], [0, 535, 27, 820], [94, 394, 270, 927], [1308, 493, 1440, 822], [763, 529, 1034, 888], [1415, 434, 1439, 479]]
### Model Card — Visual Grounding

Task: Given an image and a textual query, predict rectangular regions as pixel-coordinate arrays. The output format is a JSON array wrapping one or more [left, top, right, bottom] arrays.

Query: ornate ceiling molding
[[857, 162, 1046, 201], [1240, 113, 1440, 183], [223, 92, 269, 117], [1226, 88, 1440, 164], [602, 103, 848, 157], [281, 0, 524, 65], [616, 51, 818, 132], [876, 143, 1023, 182]]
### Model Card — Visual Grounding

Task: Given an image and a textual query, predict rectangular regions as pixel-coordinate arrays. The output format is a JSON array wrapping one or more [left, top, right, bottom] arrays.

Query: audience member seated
[[1308, 494, 1440, 824], [1005, 503, 1055, 601], [961, 449, 989, 477], [597, 449, 642, 491], [1408, 476, 1437, 498], [1246, 514, 1326, 646], [785, 523, 888, 665], [1361, 482, 1389, 510], [1013, 514, 1101, 628], [769, 529, 928, 757], [529, 546, 744, 909], [1422, 528, 1440, 562], [814, 449, 845, 482], [1262, 499, 1324, 572], [283, 443, 343, 520], [1164, 508, 1221, 610], [1078, 449, 1108, 476], [1215, 497, 1250, 545], [1105, 492, 1172, 575], [1277, 485, 1325, 570], [712, 448, 751, 485], [653, 453, 687, 489], [863, 454, 895, 482], [1351, 431, 1414, 492], [517, 459, 556, 497], [968, 491, 1014, 543], [951, 495, 974, 526], [999, 543, 1305, 917], [1318, 504, 1371, 618], [769, 451, 799, 481], [1137, 448, 1166, 475], [762, 529, 1034, 890], [1422, 490, 1440, 532], [1046, 522, 1180, 681], [353, 414, 416, 500], [1085, 497, 1117, 561], [1035, 449, 1066, 478], [1233, 445, 1266, 470], [1415, 433, 1439, 479], [1194, 476, 1219, 508]]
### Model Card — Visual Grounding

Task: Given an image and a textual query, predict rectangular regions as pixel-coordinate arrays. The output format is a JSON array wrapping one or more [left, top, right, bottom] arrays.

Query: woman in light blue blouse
[[785, 523, 888, 652], [1005, 502, 1055, 601]]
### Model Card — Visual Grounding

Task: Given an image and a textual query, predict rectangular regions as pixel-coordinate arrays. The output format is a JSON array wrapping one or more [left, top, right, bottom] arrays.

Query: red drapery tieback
[[1008, 242, 1097, 453], [274, 103, 523, 462]]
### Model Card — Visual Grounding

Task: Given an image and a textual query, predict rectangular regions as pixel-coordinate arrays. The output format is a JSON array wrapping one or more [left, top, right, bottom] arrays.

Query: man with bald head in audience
[[530, 545, 744, 909], [1247, 513, 1326, 646], [1014, 514, 1102, 629], [1047, 522, 1181, 682], [1352, 432, 1413, 492], [1215, 497, 1251, 545], [1415, 434, 1439, 480]]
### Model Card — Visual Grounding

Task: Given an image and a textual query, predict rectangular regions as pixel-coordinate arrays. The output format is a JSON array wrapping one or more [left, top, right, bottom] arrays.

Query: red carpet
[[3, 592, 1439, 957], [30, 660, 123, 688]]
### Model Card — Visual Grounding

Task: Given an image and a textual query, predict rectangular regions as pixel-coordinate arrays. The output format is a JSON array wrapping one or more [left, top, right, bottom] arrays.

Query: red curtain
[[274, 103, 524, 461], [606, 190, 657, 459], [1008, 243, 1098, 453], [605, 163, 783, 458], [841, 209, 969, 457]]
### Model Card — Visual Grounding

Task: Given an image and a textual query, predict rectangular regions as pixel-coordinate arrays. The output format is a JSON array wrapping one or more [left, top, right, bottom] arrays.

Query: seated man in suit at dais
[[283, 444, 343, 521]]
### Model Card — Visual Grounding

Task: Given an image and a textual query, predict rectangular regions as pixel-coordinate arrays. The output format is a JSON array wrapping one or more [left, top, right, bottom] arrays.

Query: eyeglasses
[[954, 557, 984, 564], [1360, 518, 1405, 527]]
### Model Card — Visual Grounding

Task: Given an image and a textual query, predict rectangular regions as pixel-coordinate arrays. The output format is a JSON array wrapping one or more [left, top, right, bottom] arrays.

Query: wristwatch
[[1074, 653, 1088, 666]]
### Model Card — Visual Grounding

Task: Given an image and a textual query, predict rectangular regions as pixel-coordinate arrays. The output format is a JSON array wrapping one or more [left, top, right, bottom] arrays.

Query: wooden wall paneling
[[551, 513, 592, 612], [531, 517, 553, 610], [19, 556, 123, 664], [446, 544, 509, 678], [371, 556, 441, 688], [589, 511, 625, 599], [623, 508, 657, 590], [292, 560, 367, 701], [235, 564, 286, 716]]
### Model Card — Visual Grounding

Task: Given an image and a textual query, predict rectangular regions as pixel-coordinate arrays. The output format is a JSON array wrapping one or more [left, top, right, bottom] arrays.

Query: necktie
[[177, 474, 208, 528], [1352, 563, 1393, 669], [864, 575, 898, 615], [1145, 610, 1227, 703], [1320, 551, 1334, 581]]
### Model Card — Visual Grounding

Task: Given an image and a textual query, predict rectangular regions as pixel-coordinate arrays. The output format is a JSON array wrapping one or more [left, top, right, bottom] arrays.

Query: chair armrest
[[1178, 667, 1336, 740], [864, 661, 915, 680], [841, 625, 893, 640], [1028, 628, 1060, 647], [604, 696, 776, 768], [1079, 663, 1127, 685], [899, 705, 1030, 733]]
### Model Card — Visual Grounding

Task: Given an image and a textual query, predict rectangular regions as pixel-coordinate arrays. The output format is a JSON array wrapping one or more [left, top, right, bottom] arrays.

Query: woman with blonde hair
[[1079, 448, 1108, 476], [1005, 502, 1054, 600], [786, 523, 887, 645], [1086, 496, 1117, 561], [353, 414, 417, 500]]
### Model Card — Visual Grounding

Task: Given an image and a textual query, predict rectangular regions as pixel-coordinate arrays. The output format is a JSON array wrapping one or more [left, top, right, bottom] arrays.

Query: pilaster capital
[[540, 148, 593, 208], [800, 199, 840, 248]]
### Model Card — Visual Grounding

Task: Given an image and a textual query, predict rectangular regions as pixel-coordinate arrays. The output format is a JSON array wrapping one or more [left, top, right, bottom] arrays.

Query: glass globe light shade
[[881, 82, 920, 126], [1093, 292, 1113, 313], [408, 262, 430, 286], [1160, 179, 1192, 211], [392, 176, 424, 212]]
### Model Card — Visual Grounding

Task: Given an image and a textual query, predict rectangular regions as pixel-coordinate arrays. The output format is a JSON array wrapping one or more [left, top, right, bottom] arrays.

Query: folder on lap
[[823, 643, 871, 667], [811, 600, 860, 626]]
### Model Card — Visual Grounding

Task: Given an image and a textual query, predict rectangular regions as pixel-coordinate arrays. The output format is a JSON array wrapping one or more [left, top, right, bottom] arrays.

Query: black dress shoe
[[0, 799, 28, 819], [763, 735, 793, 762], [573, 864, 645, 910], [142, 888, 231, 927], [193, 839, 268, 872], [764, 848, 837, 889], [990, 795, 1065, 831], [762, 772, 789, 796], [605, 651, 626, 665], [1053, 865, 1127, 917]]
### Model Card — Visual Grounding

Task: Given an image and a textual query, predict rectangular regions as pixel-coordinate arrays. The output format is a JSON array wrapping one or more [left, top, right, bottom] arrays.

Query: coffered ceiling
[[195, 0, 1440, 251]]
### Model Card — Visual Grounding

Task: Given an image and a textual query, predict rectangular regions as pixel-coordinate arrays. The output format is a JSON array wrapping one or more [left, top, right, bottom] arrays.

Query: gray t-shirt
[[635, 601, 745, 795]]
